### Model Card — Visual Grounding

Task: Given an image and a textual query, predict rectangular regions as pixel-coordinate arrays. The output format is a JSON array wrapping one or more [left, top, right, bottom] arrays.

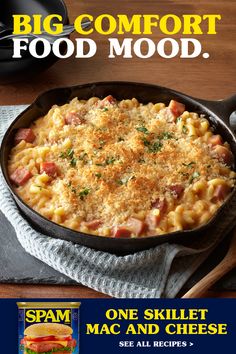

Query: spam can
[[17, 302, 80, 354]]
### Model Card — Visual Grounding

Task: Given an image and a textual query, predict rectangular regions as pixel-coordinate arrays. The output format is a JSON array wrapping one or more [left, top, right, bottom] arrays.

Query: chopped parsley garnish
[[103, 107, 109, 112], [142, 137, 150, 147], [96, 163, 105, 166], [60, 148, 77, 167], [159, 132, 174, 140], [105, 156, 116, 165], [142, 137, 163, 153], [182, 161, 196, 168], [148, 140, 163, 153], [70, 157, 77, 167], [189, 171, 200, 184], [67, 182, 80, 195], [95, 172, 102, 178], [67, 148, 74, 158], [182, 125, 188, 134], [59, 151, 67, 158], [136, 126, 149, 134], [79, 188, 90, 200], [96, 156, 117, 167], [141, 131, 173, 153]]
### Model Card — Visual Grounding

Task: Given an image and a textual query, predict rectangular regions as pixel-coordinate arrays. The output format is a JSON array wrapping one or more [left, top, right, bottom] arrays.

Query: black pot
[[0, 0, 68, 83], [1, 82, 236, 254]]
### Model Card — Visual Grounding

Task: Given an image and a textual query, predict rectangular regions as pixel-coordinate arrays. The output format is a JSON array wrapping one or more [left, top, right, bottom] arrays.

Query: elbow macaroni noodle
[[8, 97, 236, 237]]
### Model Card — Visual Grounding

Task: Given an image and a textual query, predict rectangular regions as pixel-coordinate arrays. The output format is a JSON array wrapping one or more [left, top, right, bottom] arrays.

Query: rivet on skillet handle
[[196, 94, 236, 132]]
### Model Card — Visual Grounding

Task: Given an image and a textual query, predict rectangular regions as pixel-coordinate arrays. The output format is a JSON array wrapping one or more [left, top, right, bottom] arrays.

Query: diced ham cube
[[40, 162, 57, 177], [208, 134, 223, 147], [146, 211, 161, 229], [15, 128, 35, 145], [113, 226, 132, 238], [163, 108, 177, 122], [151, 198, 167, 213], [126, 218, 147, 236], [213, 145, 234, 166], [103, 95, 116, 104], [84, 219, 102, 230], [212, 184, 231, 202], [99, 95, 117, 107], [10, 167, 32, 186], [65, 112, 84, 125], [169, 184, 184, 199], [168, 100, 185, 118]]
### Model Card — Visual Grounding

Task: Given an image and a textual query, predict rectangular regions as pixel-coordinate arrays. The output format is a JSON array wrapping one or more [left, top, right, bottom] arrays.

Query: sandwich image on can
[[21, 323, 76, 354]]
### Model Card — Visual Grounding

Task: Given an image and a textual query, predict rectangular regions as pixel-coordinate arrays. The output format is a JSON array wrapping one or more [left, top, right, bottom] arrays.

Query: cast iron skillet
[[0, 0, 69, 83], [1, 82, 236, 255]]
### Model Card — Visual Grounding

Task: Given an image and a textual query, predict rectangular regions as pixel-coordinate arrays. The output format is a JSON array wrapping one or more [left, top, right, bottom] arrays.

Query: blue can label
[[17, 302, 80, 354]]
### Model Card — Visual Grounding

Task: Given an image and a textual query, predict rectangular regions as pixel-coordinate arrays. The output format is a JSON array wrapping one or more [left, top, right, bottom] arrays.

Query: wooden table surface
[[0, 0, 235, 298]]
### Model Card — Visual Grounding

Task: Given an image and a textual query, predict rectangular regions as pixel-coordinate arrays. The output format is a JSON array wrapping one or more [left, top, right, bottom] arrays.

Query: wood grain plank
[[0, 284, 110, 298], [0, 284, 235, 299]]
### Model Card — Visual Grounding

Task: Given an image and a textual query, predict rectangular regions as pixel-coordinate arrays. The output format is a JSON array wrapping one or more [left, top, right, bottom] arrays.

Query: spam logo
[[25, 309, 71, 323]]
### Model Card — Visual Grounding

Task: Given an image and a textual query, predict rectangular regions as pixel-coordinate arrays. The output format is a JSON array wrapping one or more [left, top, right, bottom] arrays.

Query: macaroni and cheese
[[8, 96, 235, 238]]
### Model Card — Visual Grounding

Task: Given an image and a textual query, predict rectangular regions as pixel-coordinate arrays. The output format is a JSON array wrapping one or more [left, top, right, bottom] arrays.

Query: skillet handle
[[197, 94, 236, 130]]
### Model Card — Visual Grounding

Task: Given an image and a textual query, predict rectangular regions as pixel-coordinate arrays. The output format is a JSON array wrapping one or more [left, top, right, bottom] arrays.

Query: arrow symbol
[[189, 342, 194, 346]]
